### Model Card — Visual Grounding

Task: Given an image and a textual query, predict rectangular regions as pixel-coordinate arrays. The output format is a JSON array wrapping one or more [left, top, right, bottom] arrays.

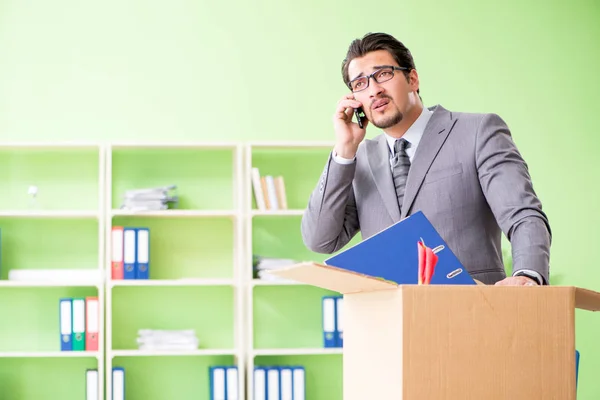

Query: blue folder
[[324, 211, 475, 285]]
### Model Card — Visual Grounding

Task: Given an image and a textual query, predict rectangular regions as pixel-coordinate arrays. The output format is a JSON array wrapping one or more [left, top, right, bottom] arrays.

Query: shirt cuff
[[332, 149, 356, 164], [513, 269, 544, 285]]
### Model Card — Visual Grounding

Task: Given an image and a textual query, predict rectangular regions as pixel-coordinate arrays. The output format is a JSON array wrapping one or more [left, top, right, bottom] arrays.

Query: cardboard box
[[268, 262, 600, 400]]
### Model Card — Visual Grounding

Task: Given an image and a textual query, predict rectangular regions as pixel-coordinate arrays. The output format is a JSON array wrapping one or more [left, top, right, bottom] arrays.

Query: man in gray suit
[[301, 32, 551, 286]]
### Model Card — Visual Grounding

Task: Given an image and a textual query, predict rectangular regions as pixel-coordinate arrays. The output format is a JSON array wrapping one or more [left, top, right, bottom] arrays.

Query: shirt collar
[[385, 105, 433, 154]]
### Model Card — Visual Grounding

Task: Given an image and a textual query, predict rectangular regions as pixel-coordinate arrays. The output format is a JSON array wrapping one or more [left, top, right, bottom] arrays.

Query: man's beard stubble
[[369, 102, 404, 129]]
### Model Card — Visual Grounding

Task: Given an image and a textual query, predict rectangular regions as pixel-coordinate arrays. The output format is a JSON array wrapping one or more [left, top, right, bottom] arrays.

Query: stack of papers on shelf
[[7, 269, 102, 284], [253, 256, 298, 283], [136, 329, 199, 350], [120, 185, 179, 211]]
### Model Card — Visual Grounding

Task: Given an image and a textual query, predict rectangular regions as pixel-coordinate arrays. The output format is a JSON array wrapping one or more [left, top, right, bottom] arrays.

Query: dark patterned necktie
[[392, 138, 411, 210]]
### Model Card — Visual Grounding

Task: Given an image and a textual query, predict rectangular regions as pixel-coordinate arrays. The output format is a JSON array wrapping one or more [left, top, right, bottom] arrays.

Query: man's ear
[[409, 69, 420, 92]]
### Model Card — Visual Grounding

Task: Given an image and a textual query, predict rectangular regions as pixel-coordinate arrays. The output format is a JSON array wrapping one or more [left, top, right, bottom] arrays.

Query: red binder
[[85, 296, 99, 351]]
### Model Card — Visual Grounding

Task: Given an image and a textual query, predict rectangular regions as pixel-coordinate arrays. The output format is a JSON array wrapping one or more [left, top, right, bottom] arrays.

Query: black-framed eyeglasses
[[348, 66, 409, 92]]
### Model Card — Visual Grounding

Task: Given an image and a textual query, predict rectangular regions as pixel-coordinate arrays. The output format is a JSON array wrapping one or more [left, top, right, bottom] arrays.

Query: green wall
[[0, 0, 599, 398]]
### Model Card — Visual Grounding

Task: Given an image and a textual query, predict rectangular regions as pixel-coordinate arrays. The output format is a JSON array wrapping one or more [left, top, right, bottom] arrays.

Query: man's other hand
[[494, 276, 538, 286]]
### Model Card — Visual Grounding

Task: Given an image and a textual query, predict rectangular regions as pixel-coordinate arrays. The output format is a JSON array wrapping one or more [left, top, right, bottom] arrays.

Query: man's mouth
[[372, 98, 390, 112]]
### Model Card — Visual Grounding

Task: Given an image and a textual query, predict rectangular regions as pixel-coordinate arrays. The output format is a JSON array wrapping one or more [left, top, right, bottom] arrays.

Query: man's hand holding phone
[[333, 94, 368, 159]]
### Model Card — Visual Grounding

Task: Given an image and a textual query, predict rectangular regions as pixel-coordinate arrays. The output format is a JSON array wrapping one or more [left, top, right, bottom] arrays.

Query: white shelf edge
[[109, 349, 238, 357], [0, 281, 102, 288], [0, 142, 102, 149], [251, 209, 304, 217], [111, 209, 238, 218], [0, 351, 100, 358], [109, 142, 240, 149], [0, 210, 100, 218], [109, 279, 235, 287], [252, 348, 343, 356], [250, 279, 309, 287], [246, 141, 336, 148]]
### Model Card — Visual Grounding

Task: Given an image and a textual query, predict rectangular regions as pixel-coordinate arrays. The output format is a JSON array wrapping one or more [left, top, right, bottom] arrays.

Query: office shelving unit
[[0, 142, 105, 400], [244, 141, 351, 400], [104, 142, 245, 400], [0, 140, 350, 400]]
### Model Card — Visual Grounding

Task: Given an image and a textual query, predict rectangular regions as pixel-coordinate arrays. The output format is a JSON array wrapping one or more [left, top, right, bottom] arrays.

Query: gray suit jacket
[[301, 104, 551, 285]]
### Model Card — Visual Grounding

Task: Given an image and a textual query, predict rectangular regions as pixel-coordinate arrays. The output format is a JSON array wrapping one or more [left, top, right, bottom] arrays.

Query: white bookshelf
[[104, 142, 246, 400], [0, 140, 342, 400], [243, 141, 339, 400], [0, 142, 106, 400]]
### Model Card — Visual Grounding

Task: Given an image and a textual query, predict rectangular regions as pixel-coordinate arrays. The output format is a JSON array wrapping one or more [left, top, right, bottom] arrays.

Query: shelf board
[[109, 278, 235, 287], [0, 351, 100, 358], [251, 209, 304, 217], [252, 348, 342, 356], [251, 279, 307, 287], [0, 210, 99, 219], [109, 142, 239, 149], [0, 280, 101, 288], [111, 209, 238, 218], [110, 349, 237, 357], [247, 141, 335, 149], [0, 142, 101, 150]]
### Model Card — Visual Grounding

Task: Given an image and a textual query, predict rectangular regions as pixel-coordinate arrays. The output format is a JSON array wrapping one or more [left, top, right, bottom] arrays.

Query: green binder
[[71, 297, 86, 351]]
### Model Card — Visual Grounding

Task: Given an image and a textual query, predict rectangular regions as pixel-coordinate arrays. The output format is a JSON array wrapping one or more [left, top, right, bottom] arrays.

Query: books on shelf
[[210, 365, 238, 400], [251, 167, 287, 211], [136, 329, 199, 351], [322, 296, 343, 348], [112, 226, 150, 280], [119, 185, 179, 211], [59, 297, 99, 352], [254, 365, 305, 400]]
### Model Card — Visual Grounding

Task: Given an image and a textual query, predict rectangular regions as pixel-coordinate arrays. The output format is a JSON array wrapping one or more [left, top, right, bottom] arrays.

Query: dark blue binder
[[324, 211, 475, 285], [575, 350, 580, 390]]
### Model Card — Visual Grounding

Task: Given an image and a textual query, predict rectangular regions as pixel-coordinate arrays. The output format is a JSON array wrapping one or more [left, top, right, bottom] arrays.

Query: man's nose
[[368, 80, 384, 98]]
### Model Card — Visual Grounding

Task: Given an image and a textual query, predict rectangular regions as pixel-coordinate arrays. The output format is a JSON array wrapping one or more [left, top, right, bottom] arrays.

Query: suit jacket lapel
[[400, 105, 458, 219], [367, 135, 401, 222]]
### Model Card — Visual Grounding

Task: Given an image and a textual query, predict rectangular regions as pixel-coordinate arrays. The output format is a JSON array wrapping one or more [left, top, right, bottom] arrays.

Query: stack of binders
[[209, 365, 238, 400], [111, 226, 150, 280], [253, 365, 305, 400], [59, 297, 99, 351], [322, 296, 343, 348]]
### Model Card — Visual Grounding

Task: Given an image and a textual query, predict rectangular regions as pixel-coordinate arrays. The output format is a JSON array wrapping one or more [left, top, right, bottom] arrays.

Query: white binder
[[254, 367, 266, 400], [280, 367, 293, 400], [293, 367, 306, 400], [112, 367, 125, 400], [212, 367, 226, 400], [86, 369, 99, 400], [226, 366, 238, 400], [267, 368, 280, 400]]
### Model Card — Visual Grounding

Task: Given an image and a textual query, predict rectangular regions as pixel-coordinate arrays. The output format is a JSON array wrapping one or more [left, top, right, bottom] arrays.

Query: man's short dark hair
[[341, 32, 418, 95]]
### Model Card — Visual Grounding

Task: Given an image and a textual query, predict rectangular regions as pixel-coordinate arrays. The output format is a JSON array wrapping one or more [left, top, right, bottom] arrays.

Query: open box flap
[[265, 262, 399, 294], [574, 287, 600, 311]]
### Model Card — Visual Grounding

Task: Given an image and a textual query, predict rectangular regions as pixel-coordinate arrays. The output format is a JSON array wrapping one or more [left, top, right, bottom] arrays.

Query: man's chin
[[371, 112, 404, 129]]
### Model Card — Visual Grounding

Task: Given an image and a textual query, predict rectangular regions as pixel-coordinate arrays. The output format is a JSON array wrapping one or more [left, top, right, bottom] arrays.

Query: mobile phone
[[354, 107, 366, 129]]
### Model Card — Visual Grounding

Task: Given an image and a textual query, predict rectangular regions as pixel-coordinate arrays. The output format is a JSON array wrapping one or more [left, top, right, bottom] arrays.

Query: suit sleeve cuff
[[513, 269, 544, 285]]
